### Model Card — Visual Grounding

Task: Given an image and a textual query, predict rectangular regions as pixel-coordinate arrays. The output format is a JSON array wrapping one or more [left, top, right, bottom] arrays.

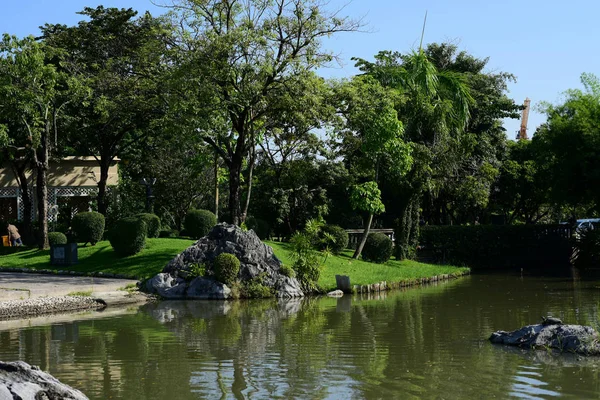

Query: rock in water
[[0, 360, 88, 399], [490, 322, 600, 355], [146, 224, 304, 299]]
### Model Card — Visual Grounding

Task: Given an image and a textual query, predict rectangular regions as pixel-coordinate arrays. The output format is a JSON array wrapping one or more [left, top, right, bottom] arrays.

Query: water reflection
[[1, 275, 600, 399]]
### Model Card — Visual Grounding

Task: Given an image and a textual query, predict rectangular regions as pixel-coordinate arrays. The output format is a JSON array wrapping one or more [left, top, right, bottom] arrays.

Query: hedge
[[213, 253, 240, 285], [136, 213, 161, 238], [184, 209, 217, 239], [109, 217, 147, 256], [362, 232, 393, 263], [418, 224, 572, 269], [245, 216, 270, 240], [72, 212, 105, 245], [48, 232, 68, 246], [319, 224, 349, 254]]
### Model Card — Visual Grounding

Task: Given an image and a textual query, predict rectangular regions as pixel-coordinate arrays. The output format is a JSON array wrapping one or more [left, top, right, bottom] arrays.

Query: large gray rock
[[0, 360, 88, 399], [490, 322, 600, 355], [146, 224, 304, 299]]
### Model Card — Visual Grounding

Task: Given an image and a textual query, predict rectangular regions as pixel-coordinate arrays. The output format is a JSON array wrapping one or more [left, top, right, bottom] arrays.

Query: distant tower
[[517, 98, 531, 140]]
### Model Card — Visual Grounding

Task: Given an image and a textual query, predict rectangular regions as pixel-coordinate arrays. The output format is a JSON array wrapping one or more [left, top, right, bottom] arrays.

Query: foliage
[[245, 216, 270, 240], [572, 229, 600, 269], [290, 219, 325, 291], [362, 233, 393, 264], [350, 182, 386, 215], [238, 273, 275, 298], [187, 263, 206, 281], [213, 253, 240, 286], [169, 0, 360, 224], [136, 213, 161, 238], [534, 73, 600, 212], [279, 264, 295, 278], [109, 217, 147, 256], [319, 225, 349, 254], [419, 225, 571, 269], [72, 212, 105, 245], [48, 232, 67, 246], [184, 209, 217, 239]]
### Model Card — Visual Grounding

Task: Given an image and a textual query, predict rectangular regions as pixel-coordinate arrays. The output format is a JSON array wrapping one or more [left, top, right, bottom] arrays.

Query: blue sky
[[2, 0, 598, 139]]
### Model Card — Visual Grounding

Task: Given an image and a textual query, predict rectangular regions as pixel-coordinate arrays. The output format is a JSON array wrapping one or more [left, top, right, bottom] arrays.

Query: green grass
[[0, 238, 195, 279], [0, 238, 468, 292], [67, 290, 92, 297], [266, 241, 469, 292]]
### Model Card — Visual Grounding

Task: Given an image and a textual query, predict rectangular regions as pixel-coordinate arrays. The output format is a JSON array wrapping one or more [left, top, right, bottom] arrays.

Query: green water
[[1, 274, 600, 399]]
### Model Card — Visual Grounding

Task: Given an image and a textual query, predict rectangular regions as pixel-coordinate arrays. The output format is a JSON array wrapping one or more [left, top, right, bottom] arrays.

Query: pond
[[1, 273, 600, 399]]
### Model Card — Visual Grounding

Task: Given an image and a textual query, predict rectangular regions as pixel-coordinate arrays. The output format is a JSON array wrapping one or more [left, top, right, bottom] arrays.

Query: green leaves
[[350, 181, 385, 215]]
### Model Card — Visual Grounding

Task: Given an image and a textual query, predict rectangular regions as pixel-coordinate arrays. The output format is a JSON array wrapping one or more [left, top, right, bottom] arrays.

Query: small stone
[[327, 290, 344, 297]]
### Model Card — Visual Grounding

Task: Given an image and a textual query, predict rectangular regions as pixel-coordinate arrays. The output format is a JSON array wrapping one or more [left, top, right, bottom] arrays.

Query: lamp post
[[140, 178, 156, 213]]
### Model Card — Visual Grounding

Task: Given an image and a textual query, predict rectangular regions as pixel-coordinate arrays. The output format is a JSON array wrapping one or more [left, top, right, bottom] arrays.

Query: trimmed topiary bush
[[48, 232, 67, 246], [362, 232, 393, 263], [213, 253, 240, 285], [72, 212, 105, 245], [109, 217, 147, 256], [245, 216, 270, 240], [319, 224, 349, 254], [136, 213, 161, 238], [184, 209, 217, 239]]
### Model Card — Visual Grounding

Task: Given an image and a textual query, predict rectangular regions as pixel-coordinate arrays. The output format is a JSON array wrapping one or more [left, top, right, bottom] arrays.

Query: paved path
[[0, 273, 139, 301]]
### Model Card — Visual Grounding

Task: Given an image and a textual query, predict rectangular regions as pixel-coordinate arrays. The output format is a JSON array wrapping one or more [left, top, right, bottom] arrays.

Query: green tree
[[41, 6, 170, 215], [534, 73, 600, 214], [332, 76, 412, 258], [0, 35, 73, 248], [169, 0, 360, 225]]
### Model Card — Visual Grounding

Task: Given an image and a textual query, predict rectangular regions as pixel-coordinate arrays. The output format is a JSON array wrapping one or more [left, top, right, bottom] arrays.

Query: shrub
[[246, 216, 270, 240], [570, 229, 600, 269], [362, 233, 393, 263], [319, 225, 349, 254], [184, 209, 217, 239], [48, 232, 67, 246], [290, 224, 323, 291], [159, 229, 179, 238], [419, 225, 571, 269], [72, 212, 105, 245], [213, 253, 240, 285], [109, 217, 147, 256], [279, 264, 295, 278], [136, 213, 161, 238]]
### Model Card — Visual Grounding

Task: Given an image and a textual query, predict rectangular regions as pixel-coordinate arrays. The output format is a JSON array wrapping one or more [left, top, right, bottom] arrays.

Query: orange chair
[[1, 235, 10, 247]]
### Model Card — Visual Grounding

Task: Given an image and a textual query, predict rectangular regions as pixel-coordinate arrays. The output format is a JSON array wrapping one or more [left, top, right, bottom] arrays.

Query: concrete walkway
[[0, 272, 140, 302]]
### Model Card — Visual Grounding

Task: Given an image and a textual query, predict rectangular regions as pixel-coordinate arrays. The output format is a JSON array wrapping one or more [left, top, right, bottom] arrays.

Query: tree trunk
[[228, 160, 242, 226], [214, 152, 219, 221], [35, 164, 49, 249], [97, 158, 110, 216], [15, 162, 33, 242], [241, 145, 256, 224], [353, 212, 374, 259]]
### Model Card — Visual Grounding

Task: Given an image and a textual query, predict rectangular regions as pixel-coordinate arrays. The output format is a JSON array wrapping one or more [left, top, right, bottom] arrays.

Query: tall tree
[[169, 0, 360, 225], [0, 35, 72, 248], [332, 76, 412, 258], [534, 73, 600, 214], [41, 6, 170, 215]]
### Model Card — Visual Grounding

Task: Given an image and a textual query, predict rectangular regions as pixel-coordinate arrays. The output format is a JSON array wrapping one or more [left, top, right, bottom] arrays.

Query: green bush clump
[[213, 253, 240, 285], [48, 232, 67, 246], [319, 224, 349, 254], [184, 209, 217, 239], [245, 216, 270, 240], [159, 229, 179, 238], [362, 233, 393, 263], [109, 217, 147, 256], [136, 213, 161, 238], [279, 264, 295, 278], [72, 212, 105, 245], [419, 225, 572, 269]]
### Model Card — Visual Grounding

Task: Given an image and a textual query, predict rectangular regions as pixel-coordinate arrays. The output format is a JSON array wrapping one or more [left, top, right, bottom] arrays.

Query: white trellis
[[48, 187, 98, 222]]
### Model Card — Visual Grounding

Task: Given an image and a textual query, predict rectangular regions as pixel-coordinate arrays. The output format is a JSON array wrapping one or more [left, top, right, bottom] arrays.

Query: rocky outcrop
[[490, 320, 600, 355], [0, 361, 88, 399], [146, 224, 304, 299]]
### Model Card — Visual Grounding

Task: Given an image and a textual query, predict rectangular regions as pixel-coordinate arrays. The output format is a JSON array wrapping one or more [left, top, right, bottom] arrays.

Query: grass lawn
[[0, 238, 195, 279], [266, 241, 469, 292], [0, 238, 469, 291]]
